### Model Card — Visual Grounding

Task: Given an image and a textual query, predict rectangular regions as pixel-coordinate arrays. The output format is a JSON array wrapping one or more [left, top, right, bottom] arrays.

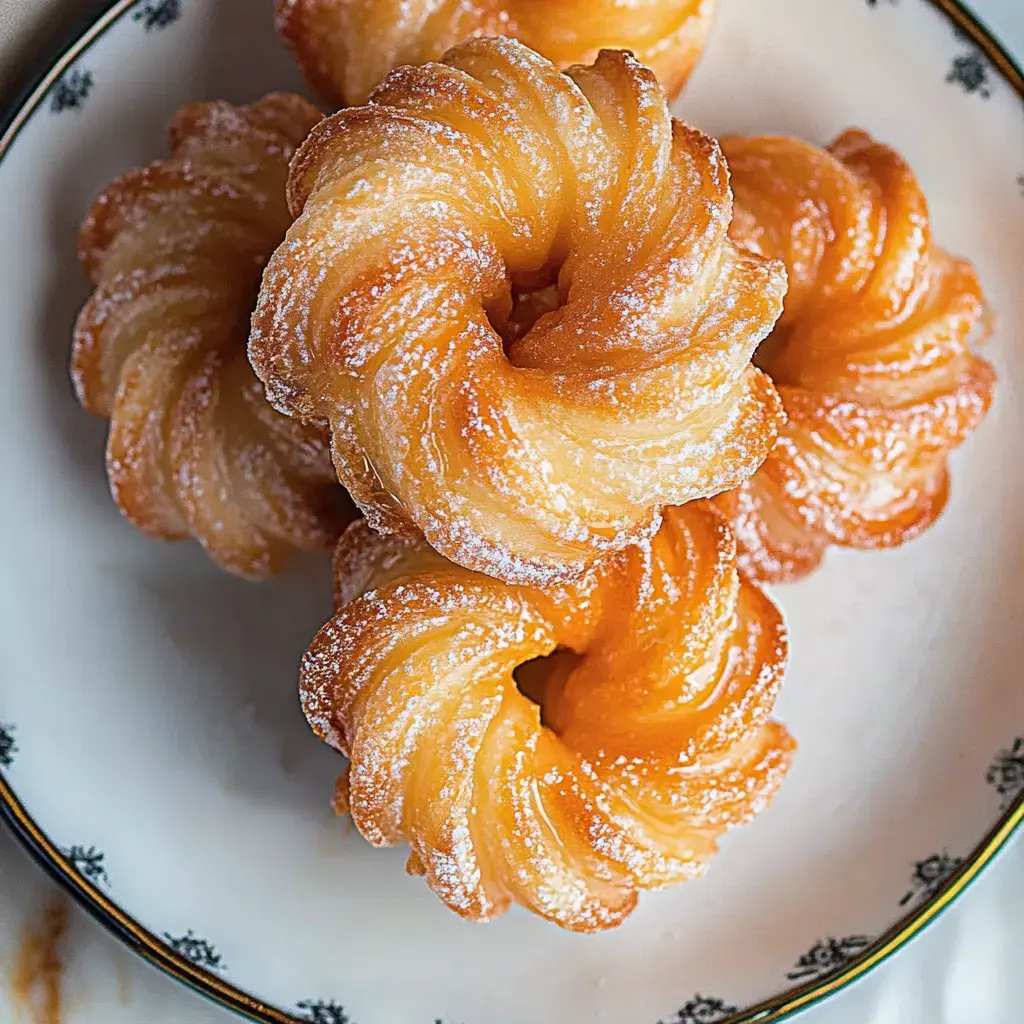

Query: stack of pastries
[[71, 1, 994, 931]]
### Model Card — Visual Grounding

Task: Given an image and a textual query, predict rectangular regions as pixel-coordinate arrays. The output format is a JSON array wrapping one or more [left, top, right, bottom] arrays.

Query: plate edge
[[0, 2, 1020, 1023]]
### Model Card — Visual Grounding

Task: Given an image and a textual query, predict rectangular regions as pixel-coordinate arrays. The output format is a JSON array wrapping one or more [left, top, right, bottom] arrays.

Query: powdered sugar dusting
[[248, 37, 787, 585], [711, 129, 995, 583], [299, 499, 793, 930], [72, 93, 352, 579]]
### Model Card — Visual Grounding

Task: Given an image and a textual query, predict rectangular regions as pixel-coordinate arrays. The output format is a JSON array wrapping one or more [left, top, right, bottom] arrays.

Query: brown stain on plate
[[10, 894, 69, 1024], [112, 946, 133, 1005]]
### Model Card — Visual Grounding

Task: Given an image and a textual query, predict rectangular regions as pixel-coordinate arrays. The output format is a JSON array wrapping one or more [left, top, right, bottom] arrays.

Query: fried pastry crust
[[275, 0, 716, 107], [713, 130, 995, 582], [73, 94, 355, 577], [302, 503, 794, 931], [250, 39, 786, 586]]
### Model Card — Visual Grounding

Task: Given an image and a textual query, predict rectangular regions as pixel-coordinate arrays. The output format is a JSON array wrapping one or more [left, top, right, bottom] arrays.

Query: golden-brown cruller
[[713, 130, 995, 583], [301, 502, 794, 931], [73, 94, 354, 578], [275, 0, 716, 107], [250, 38, 787, 586]]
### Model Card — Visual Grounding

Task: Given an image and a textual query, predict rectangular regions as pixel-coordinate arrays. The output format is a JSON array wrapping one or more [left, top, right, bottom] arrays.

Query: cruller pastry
[[302, 502, 794, 931], [250, 38, 787, 586], [712, 130, 995, 583], [274, 0, 716, 108], [73, 94, 354, 578]]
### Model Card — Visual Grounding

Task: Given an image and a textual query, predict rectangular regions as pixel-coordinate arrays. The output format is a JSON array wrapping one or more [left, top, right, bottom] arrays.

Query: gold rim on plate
[[0, 2, 1021, 1021]]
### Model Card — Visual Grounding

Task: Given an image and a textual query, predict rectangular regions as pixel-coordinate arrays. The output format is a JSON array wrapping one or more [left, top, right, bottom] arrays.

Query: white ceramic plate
[[1, 2, 1023, 1022]]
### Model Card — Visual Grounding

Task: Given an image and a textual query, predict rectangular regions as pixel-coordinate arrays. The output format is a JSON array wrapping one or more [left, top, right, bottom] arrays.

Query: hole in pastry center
[[751, 327, 788, 377], [513, 647, 583, 726], [492, 264, 565, 351]]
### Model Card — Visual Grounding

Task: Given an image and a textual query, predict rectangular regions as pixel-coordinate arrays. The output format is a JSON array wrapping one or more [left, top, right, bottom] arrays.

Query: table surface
[[1, 1, 1022, 1022]]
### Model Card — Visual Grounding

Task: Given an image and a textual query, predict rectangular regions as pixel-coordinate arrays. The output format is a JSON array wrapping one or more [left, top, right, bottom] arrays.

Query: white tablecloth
[[1, 1, 1021, 1021]]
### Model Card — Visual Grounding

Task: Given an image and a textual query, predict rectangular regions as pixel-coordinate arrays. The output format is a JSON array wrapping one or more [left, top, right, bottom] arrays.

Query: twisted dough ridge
[[275, 0, 716, 107], [713, 130, 996, 582], [73, 94, 354, 577], [302, 503, 794, 931], [250, 39, 786, 585]]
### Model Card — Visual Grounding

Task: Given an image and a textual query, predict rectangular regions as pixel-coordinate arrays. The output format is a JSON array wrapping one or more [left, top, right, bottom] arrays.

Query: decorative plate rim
[[0, 1, 1022, 1022]]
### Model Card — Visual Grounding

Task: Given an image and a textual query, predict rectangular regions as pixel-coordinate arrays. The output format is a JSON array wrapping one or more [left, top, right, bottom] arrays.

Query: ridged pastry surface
[[73, 94, 354, 578], [250, 38, 786, 586], [275, 0, 716, 107], [713, 130, 995, 583], [301, 503, 794, 931]]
